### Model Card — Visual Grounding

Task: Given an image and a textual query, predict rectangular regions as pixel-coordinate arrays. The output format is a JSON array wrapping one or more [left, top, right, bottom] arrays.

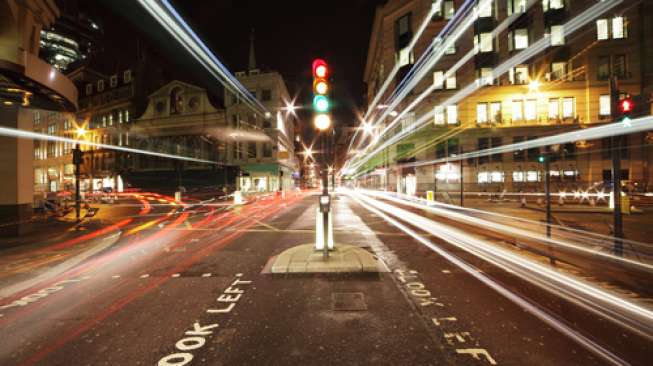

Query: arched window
[[170, 87, 184, 114]]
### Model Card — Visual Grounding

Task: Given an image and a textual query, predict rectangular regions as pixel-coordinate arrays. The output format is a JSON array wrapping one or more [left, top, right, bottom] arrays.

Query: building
[[361, 0, 653, 195], [224, 31, 299, 193]]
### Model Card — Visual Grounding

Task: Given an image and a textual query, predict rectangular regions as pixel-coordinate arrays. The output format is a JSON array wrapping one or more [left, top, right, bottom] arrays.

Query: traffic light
[[312, 58, 331, 130]]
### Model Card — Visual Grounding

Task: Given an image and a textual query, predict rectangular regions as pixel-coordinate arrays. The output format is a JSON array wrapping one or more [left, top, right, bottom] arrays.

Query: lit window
[[527, 171, 540, 182], [508, 0, 526, 15], [512, 171, 524, 182], [612, 16, 626, 39], [102, 116, 106, 127], [433, 71, 444, 89], [513, 29, 529, 50], [550, 62, 566, 81], [85, 84, 93, 96], [543, 0, 564, 11], [446, 105, 458, 125], [118, 111, 123, 124], [398, 47, 412, 67], [444, 1, 455, 20], [597, 56, 610, 80], [477, 103, 488, 124], [125, 110, 130, 122], [479, 68, 493, 85], [596, 19, 609, 40], [548, 98, 559, 119], [445, 74, 456, 89], [476, 0, 493, 18], [445, 43, 456, 55], [490, 171, 504, 183], [550, 25, 565, 46], [562, 97, 574, 118], [512, 100, 523, 120], [110, 75, 118, 88], [525, 99, 537, 121], [434, 106, 445, 125], [108, 114, 113, 126], [599, 95, 611, 116], [490, 102, 501, 123], [510, 65, 529, 84], [478, 172, 489, 183], [474, 33, 493, 54]]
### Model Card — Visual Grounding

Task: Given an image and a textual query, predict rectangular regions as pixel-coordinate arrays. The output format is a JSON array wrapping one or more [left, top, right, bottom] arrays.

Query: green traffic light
[[313, 95, 329, 113], [538, 155, 545, 163]]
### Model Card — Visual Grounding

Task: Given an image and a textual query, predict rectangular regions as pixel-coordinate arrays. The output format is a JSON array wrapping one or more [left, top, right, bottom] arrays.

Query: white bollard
[[315, 208, 334, 251]]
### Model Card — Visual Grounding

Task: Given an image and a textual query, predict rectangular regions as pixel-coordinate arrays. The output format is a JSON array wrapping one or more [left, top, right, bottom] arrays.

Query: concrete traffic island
[[268, 243, 382, 273]]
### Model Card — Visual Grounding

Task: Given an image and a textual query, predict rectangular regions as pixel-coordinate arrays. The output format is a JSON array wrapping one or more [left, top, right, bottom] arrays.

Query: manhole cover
[[331, 292, 367, 311]]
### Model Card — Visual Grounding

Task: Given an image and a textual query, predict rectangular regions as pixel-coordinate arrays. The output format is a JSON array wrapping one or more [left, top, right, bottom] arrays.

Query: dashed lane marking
[[202, 273, 212, 277], [140, 274, 150, 279], [112, 275, 121, 279], [171, 273, 180, 278]]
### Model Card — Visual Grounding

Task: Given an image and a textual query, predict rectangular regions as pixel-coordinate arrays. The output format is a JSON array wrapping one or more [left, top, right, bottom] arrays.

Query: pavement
[[0, 191, 649, 365]]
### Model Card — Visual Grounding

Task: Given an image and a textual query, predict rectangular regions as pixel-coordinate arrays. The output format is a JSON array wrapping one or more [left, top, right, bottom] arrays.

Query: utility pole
[[459, 146, 464, 207], [544, 154, 551, 238], [610, 76, 624, 256]]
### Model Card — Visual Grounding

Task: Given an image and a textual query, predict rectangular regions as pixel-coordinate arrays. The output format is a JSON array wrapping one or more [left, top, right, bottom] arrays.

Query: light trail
[[345, 188, 653, 347], [136, 0, 267, 115], [346, 189, 630, 366], [344, 0, 623, 176], [0, 126, 217, 164], [360, 189, 653, 272]]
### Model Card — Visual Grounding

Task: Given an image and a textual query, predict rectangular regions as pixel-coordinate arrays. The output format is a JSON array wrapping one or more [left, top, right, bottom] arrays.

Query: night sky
[[84, 0, 382, 142]]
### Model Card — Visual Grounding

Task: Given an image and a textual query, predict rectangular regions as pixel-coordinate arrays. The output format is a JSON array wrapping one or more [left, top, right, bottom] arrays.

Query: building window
[[479, 68, 493, 85], [490, 171, 504, 183], [599, 95, 611, 116], [108, 114, 113, 126], [434, 106, 445, 125], [477, 103, 488, 124], [550, 25, 565, 46], [478, 138, 490, 164], [509, 29, 528, 51], [263, 143, 272, 158], [445, 43, 456, 55], [550, 62, 567, 81], [125, 110, 130, 122], [513, 171, 524, 182], [490, 102, 501, 123], [548, 98, 559, 119], [118, 111, 123, 124], [474, 33, 494, 54], [398, 47, 413, 67], [508, 0, 526, 15], [525, 99, 537, 121], [543, 0, 564, 12], [110, 75, 118, 88], [613, 54, 627, 78], [612, 16, 626, 39], [597, 56, 610, 80], [512, 100, 523, 121], [261, 89, 272, 101], [102, 116, 107, 127], [446, 105, 458, 125], [445, 74, 456, 89], [444, 0, 455, 19], [476, 0, 493, 18], [526, 171, 540, 182], [395, 13, 412, 51], [510, 65, 529, 84], [596, 19, 609, 40], [85, 84, 93, 96], [97, 80, 104, 92], [248, 142, 256, 158], [124, 70, 132, 83], [491, 137, 503, 162], [434, 71, 444, 89], [478, 172, 490, 184], [562, 97, 574, 118]]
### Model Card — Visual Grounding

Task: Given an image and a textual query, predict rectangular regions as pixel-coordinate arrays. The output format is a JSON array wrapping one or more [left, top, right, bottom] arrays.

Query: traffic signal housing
[[312, 58, 331, 130]]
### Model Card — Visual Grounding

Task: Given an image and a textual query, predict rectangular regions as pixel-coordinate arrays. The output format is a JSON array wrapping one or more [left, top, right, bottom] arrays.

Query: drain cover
[[331, 292, 367, 311]]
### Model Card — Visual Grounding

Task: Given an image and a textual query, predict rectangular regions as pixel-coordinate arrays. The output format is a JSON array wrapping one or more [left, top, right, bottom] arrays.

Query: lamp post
[[73, 126, 86, 223]]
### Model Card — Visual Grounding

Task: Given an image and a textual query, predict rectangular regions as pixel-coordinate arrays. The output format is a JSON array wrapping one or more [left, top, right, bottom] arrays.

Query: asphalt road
[[0, 191, 649, 365]]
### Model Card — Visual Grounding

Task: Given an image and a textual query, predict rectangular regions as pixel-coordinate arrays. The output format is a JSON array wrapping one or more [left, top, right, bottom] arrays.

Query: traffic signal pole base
[[267, 244, 383, 274], [315, 208, 334, 251]]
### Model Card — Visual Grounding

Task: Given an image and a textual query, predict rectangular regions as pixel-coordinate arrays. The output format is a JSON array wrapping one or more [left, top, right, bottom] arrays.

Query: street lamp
[[73, 127, 86, 224]]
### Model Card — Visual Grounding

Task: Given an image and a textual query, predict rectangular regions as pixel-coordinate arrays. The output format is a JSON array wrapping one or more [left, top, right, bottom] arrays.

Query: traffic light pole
[[321, 133, 329, 260], [610, 76, 624, 256], [544, 154, 551, 239], [73, 144, 82, 224], [459, 147, 464, 207]]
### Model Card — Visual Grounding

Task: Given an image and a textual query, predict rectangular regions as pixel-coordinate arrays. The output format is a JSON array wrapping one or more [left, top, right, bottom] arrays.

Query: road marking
[[0, 278, 86, 312], [158, 274, 253, 365], [171, 273, 180, 278], [112, 275, 121, 279], [140, 274, 150, 279], [442, 270, 451, 274]]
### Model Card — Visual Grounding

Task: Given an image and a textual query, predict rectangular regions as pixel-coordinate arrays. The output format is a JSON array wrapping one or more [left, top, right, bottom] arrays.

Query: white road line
[[112, 275, 121, 279], [140, 274, 150, 279], [171, 273, 180, 278], [442, 270, 451, 274], [202, 273, 212, 277]]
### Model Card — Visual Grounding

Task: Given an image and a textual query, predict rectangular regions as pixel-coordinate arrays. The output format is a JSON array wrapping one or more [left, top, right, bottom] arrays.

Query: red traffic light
[[312, 59, 328, 78], [619, 98, 633, 113]]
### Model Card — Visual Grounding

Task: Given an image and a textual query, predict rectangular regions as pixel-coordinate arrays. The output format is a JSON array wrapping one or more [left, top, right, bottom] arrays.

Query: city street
[[0, 192, 649, 365]]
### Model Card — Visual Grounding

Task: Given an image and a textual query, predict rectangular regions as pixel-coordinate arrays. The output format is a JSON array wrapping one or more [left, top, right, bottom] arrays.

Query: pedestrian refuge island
[[266, 193, 381, 274]]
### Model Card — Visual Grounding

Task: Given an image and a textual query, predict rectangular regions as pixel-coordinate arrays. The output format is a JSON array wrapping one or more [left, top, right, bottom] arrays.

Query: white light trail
[[346, 188, 653, 345], [137, 0, 267, 115], [346, 189, 631, 366], [0, 127, 217, 164]]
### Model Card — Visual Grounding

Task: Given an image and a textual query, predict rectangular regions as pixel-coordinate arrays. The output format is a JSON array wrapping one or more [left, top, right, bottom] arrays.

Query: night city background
[[1, 0, 652, 365]]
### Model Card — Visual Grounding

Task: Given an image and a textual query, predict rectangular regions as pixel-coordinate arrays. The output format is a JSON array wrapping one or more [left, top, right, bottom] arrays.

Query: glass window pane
[[447, 105, 458, 124], [599, 95, 611, 116], [525, 99, 537, 120], [548, 99, 559, 119], [434, 106, 445, 125], [562, 97, 574, 118], [434, 71, 444, 89], [477, 103, 488, 123], [514, 29, 529, 49], [512, 100, 523, 120], [550, 25, 565, 45], [597, 19, 609, 40], [612, 17, 625, 39]]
